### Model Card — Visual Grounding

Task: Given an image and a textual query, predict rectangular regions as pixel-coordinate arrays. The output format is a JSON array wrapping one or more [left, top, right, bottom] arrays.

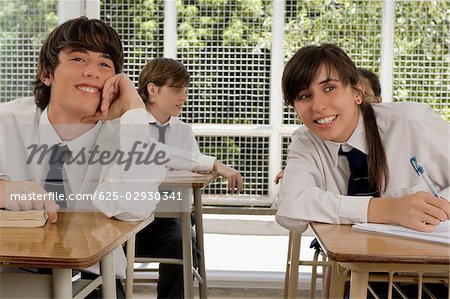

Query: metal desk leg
[[101, 252, 117, 299], [53, 268, 72, 299], [181, 211, 195, 298], [286, 231, 301, 299], [126, 234, 136, 299], [194, 187, 208, 299], [349, 270, 368, 299], [329, 261, 347, 299]]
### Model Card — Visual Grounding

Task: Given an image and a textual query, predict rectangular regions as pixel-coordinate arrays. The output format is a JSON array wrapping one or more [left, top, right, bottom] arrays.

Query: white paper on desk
[[352, 221, 450, 245]]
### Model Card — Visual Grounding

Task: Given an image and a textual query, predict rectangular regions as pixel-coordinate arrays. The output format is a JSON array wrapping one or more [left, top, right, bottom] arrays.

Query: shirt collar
[[147, 111, 177, 126], [324, 112, 368, 167], [38, 108, 102, 155]]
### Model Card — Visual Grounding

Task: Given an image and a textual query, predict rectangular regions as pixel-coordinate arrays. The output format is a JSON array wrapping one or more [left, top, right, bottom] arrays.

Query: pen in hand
[[410, 156, 440, 198]]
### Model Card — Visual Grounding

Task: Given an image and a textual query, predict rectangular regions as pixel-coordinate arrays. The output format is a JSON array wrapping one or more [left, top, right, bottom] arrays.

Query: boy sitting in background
[[135, 57, 243, 298]]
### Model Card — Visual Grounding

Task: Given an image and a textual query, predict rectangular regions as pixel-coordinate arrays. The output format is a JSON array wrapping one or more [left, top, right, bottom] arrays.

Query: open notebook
[[352, 221, 450, 245]]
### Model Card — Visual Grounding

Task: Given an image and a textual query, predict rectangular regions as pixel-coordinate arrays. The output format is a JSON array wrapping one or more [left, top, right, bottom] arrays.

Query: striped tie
[[44, 144, 71, 208], [339, 147, 380, 197], [310, 147, 380, 250]]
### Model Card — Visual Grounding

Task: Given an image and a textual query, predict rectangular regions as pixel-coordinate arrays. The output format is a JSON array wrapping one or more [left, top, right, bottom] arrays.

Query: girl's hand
[[368, 191, 450, 232], [274, 169, 284, 185]]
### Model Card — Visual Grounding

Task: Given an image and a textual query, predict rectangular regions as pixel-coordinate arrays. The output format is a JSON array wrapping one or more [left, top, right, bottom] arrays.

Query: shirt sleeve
[[178, 123, 202, 154], [0, 174, 10, 181], [150, 112, 216, 171], [92, 108, 215, 221], [92, 108, 164, 221], [276, 136, 371, 232], [421, 105, 450, 200], [171, 122, 215, 172], [0, 114, 6, 181]]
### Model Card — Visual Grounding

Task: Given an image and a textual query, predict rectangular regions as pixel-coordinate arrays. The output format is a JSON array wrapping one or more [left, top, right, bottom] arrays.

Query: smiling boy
[[0, 17, 229, 298]]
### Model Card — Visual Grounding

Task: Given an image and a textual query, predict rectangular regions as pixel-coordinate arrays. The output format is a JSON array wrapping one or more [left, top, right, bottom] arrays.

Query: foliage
[[392, 0, 449, 118], [0, 0, 57, 102], [100, 0, 165, 80], [1, 0, 448, 195], [176, 0, 272, 127]]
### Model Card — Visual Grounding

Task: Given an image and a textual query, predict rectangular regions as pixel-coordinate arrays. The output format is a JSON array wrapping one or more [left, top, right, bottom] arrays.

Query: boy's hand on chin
[[82, 73, 145, 123]]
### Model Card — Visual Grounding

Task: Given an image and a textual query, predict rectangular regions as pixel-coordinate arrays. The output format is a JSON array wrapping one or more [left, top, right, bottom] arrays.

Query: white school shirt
[[147, 112, 214, 209], [0, 97, 215, 277], [147, 112, 203, 159], [276, 102, 450, 233]]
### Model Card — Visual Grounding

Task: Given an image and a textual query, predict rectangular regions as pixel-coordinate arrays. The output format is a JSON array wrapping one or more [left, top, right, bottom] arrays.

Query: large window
[[1, 0, 449, 202], [101, 1, 165, 80], [0, 0, 57, 102], [393, 1, 450, 119]]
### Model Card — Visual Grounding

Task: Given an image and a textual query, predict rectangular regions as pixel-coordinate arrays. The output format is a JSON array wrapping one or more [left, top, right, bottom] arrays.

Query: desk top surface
[[162, 171, 219, 188], [0, 212, 153, 269], [310, 223, 450, 264]]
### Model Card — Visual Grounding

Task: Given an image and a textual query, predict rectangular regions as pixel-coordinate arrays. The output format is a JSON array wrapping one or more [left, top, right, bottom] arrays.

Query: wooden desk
[[310, 222, 450, 298], [129, 171, 219, 299], [0, 212, 153, 299]]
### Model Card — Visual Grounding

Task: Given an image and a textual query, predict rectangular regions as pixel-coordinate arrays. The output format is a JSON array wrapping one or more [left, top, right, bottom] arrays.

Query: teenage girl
[[276, 43, 450, 234]]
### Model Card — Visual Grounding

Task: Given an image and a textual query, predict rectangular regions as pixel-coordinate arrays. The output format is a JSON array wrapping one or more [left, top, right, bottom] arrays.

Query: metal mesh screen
[[196, 135, 269, 196], [283, 0, 383, 124], [1, 0, 448, 202], [100, 0, 164, 84], [177, 1, 272, 125], [0, 0, 57, 103], [393, 1, 450, 119], [281, 136, 291, 169]]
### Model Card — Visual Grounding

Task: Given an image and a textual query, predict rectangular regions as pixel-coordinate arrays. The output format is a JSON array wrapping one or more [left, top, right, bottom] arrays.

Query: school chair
[[125, 218, 200, 299], [125, 188, 207, 299], [283, 230, 334, 299]]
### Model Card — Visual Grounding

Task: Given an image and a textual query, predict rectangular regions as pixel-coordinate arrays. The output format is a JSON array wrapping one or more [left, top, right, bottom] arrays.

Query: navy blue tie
[[310, 147, 379, 250], [44, 144, 71, 208], [339, 147, 379, 197]]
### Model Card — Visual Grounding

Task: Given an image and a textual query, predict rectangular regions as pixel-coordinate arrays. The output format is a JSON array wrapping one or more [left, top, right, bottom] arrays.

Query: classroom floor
[[133, 286, 315, 298], [131, 233, 318, 299]]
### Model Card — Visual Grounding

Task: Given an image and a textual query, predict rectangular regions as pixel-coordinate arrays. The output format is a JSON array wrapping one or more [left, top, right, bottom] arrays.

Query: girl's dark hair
[[138, 58, 190, 104], [357, 67, 381, 97], [282, 43, 389, 193], [32, 17, 124, 110]]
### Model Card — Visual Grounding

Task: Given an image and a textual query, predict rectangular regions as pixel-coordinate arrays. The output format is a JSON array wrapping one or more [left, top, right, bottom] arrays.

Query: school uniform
[[135, 111, 214, 299], [0, 97, 215, 297], [276, 102, 450, 232]]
